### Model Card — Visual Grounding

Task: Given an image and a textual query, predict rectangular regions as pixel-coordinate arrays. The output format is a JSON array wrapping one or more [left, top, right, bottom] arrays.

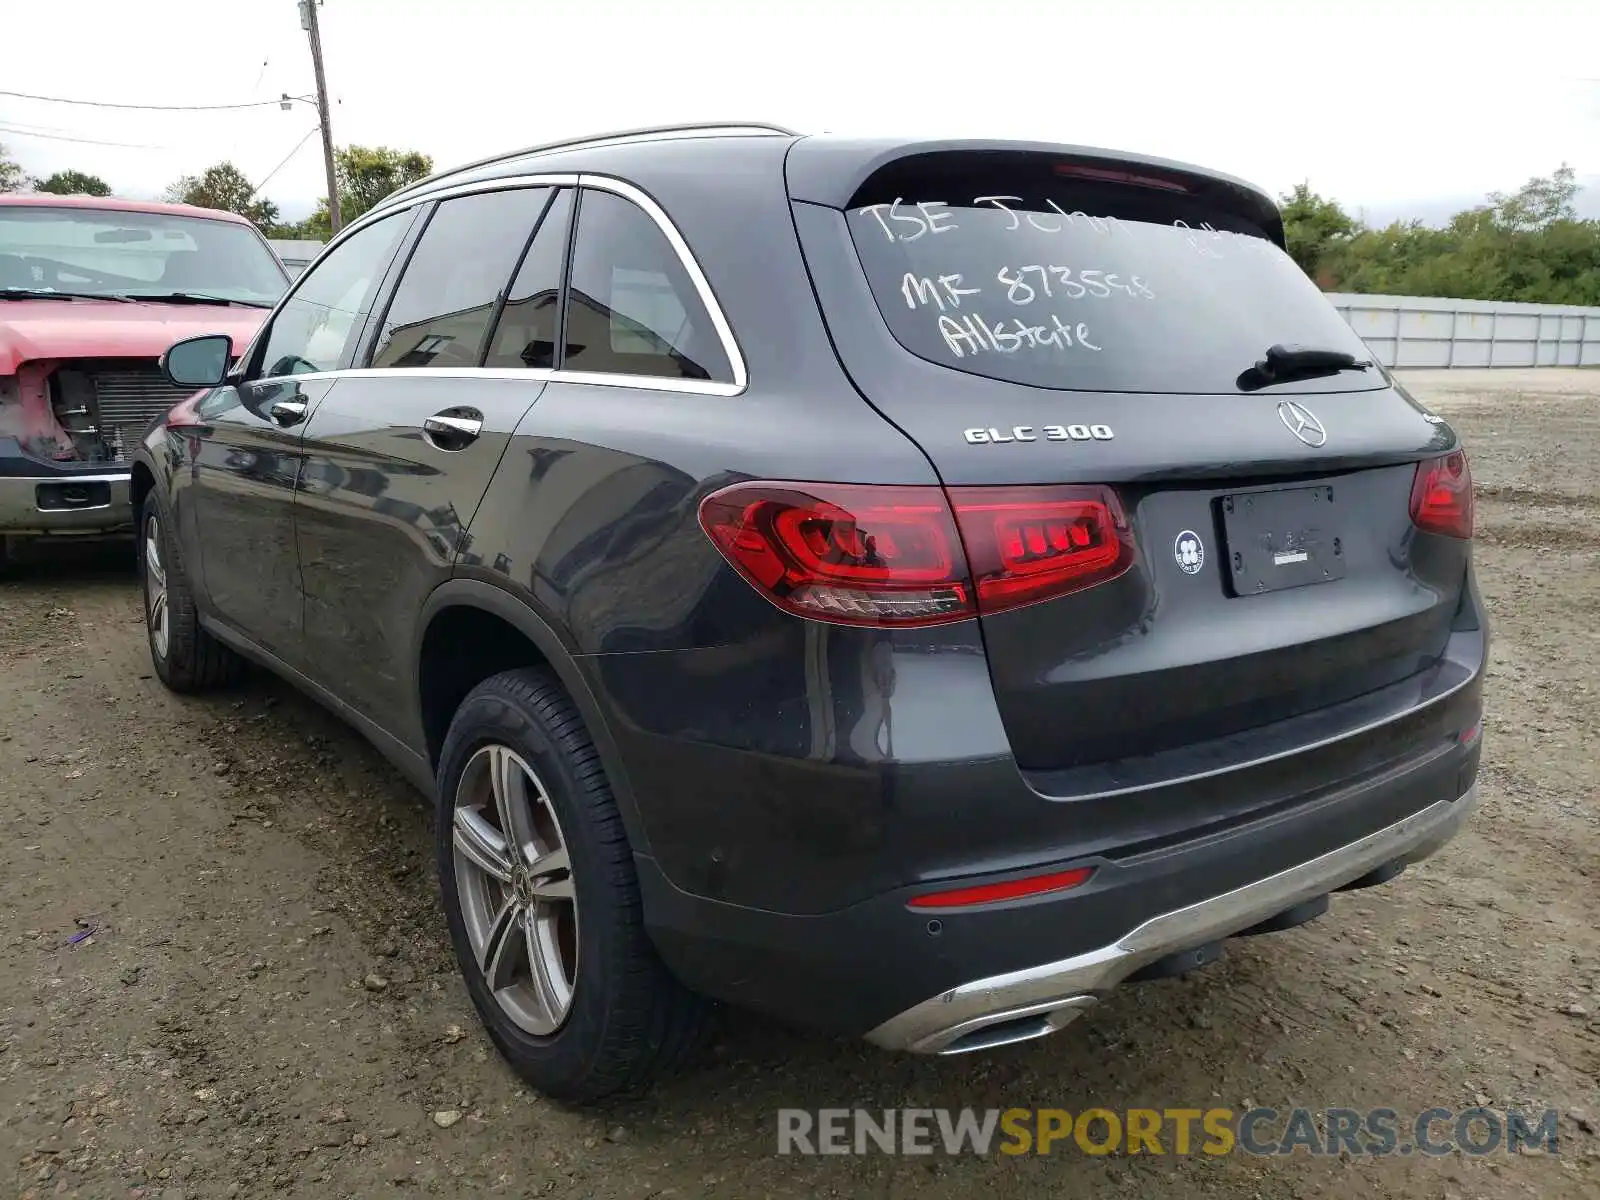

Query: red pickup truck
[[0, 194, 288, 570]]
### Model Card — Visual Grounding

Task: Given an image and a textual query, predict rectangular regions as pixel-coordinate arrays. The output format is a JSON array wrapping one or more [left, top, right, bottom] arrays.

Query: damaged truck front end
[[0, 193, 288, 569], [0, 357, 196, 549]]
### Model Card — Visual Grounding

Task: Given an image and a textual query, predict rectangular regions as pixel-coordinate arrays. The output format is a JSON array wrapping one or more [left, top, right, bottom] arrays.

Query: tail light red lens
[[1409, 450, 1474, 539], [698, 481, 1136, 627], [698, 483, 973, 627], [947, 484, 1135, 613]]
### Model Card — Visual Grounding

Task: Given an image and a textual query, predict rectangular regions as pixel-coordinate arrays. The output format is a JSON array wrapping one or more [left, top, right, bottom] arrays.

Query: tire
[[139, 491, 244, 692], [435, 668, 713, 1103]]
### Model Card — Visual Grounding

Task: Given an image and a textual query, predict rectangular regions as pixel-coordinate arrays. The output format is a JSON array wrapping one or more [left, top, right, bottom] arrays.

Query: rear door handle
[[423, 412, 483, 448], [268, 399, 308, 427]]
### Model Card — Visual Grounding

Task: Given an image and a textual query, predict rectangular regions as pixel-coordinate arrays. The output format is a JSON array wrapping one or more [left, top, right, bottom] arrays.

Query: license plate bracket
[[1220, 484, 1345, 596]]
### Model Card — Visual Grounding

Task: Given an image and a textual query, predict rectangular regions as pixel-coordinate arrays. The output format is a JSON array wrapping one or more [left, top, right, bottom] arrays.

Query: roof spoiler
[[784, 137, 1286, 248]]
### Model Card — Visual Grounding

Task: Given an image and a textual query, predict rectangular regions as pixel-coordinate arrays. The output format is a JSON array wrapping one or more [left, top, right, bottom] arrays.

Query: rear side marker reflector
[[698, 481, 1135, 627], [1409, 450, 1474, 539], [907, 866, 1094, 909]]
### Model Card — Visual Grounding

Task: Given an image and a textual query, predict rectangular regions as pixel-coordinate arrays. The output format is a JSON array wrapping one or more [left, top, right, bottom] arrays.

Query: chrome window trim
[[243, 364, 743, 398], [574, 174, 747, 390], [287, 171, 746, 393], [554, 368, 742, 397]]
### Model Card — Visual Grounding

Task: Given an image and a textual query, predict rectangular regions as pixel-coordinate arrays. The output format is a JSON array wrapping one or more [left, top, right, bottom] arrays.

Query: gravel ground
[[1, 368, 1596, 1199]]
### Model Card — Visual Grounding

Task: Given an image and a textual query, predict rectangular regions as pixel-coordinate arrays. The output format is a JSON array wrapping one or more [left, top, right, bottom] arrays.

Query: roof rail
[[379, 121, 800, 207]]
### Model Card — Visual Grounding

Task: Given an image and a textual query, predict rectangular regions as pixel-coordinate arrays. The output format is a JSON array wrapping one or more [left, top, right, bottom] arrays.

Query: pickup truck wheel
[[436, 668, 712, 1103], [140, 492, 243, 692]]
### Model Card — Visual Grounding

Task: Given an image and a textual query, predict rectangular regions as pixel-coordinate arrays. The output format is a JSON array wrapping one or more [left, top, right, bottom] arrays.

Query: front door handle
[[268, 399, 308, 427], [423, 412, 483, 448]]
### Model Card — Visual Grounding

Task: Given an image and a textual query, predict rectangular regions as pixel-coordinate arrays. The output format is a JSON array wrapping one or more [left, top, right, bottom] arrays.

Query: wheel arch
[[414, 579, 653, 857], [130, 456, 157, 522]]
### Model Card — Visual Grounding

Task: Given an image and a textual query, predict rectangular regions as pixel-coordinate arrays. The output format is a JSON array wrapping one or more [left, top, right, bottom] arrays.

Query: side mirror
[[161, 334, 234, 388]]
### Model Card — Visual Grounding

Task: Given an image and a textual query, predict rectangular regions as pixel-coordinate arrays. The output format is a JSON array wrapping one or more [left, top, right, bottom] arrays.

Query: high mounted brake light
[[1053, 163, 1190, 193], [1409, 451, 1474, 539], [698, 481, 1135, 627]]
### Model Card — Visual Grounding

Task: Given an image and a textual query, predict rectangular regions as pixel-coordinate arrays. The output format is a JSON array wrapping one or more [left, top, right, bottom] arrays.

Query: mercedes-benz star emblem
[[1277, 400, 1328, 447]]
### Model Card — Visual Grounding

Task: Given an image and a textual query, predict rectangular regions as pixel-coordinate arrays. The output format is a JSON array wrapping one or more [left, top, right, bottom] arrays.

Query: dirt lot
[[1, 368, 1596, 1199]]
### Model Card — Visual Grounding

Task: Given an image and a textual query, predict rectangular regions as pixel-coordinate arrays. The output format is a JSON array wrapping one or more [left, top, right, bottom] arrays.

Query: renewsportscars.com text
[[776, 1106, 1562, 1157]]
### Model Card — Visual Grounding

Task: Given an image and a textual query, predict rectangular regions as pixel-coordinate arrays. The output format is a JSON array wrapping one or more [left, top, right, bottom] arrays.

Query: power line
[[0, 124, 165, 149], [0, 118, 78, 135], [0, 88, 285, 112], [252, 125, 321, 197]]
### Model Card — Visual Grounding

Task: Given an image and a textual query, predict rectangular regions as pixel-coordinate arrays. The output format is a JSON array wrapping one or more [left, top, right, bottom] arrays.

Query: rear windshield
[[845, 156, 1383, 395]]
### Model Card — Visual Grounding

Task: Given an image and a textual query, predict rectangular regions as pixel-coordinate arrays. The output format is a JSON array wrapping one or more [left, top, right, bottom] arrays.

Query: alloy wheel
[[144, 512, 169, 660], [451, 743, 579, 1035]]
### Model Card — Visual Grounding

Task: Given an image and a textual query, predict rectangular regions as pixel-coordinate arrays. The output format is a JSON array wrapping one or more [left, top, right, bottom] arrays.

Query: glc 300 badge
[[964, 424, 1114, 444]]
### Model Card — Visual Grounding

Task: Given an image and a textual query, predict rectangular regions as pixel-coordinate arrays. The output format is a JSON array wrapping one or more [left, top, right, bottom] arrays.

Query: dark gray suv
[[134, 122, 1487, 1102]]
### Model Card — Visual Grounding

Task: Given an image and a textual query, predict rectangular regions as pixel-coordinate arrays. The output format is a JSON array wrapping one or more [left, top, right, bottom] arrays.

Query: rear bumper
[[636, 726, 1483, 1043], [868, 783, 1479, 1053], [605, 571, 1488, 1045], [0, 470, 132, 535]]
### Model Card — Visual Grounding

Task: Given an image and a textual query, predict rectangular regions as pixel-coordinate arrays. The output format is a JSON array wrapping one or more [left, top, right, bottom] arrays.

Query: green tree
[[1284, 167, 1600, 307], [0, 144, 25, 193], [163, 161, 280, 228], [33, 169, 112, 197], [1487, 163, 1579, 232], [336, 144, 432, 219], [1279, 182, 1360, 284], [290, 144, 434, 239]]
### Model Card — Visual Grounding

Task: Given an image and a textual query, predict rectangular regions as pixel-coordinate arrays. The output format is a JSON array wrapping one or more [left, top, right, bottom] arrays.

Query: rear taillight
[[697, 481, 1134, 627], [947, 484, 1134, 613], [1409, 451, 1474, 539], [698, 483, 972, 627]]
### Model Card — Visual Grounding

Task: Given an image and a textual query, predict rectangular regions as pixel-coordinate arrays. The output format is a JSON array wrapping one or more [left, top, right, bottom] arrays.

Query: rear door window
[[369, 187, 551, 369], [563, 189, 732, 383], [845, 155, 1383, 395], [483, 189, 573, 370]]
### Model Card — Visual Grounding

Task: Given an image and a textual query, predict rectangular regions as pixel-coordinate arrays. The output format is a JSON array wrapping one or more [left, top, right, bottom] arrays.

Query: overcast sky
[[4, 0, 1598, 222]]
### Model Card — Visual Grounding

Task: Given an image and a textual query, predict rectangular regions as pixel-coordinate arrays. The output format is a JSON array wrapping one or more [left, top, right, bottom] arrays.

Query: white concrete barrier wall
[[268, 239, 323, 277], [1325, 292, 1600, 369]]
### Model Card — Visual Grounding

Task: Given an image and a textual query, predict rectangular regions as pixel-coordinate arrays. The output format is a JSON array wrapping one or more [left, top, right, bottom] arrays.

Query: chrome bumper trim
[[0, 472, 133, 534], [867, 785, 1481, 1055]]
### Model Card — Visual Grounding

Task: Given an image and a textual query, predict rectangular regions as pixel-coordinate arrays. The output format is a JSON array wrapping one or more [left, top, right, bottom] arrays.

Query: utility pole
[[300, 0, 341, 233]]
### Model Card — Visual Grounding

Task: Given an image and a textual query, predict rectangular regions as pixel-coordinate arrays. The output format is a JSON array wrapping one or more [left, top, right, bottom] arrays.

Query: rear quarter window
[[845, 156, 1383, 396]]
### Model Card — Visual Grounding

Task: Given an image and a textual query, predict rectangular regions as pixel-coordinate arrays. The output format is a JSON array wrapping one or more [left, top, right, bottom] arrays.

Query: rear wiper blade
[[125, 292, 271, 308], [1252, 343, 1372, 381], [0, 287, 135, 303]]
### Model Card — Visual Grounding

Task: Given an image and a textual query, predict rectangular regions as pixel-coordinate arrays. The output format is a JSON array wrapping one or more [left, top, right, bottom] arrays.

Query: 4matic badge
[[964, 424, 1114, 444]]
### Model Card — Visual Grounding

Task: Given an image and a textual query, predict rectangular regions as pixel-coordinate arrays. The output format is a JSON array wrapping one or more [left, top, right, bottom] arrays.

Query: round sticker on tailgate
[[1174, 530, 1204, 575]]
